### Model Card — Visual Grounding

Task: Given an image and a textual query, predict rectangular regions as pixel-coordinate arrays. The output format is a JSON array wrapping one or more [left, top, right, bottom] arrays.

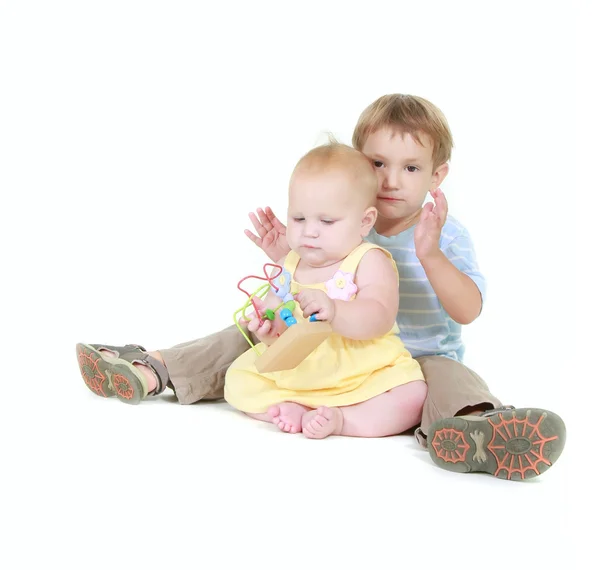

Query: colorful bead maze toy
[[234, 263, 332, 373]]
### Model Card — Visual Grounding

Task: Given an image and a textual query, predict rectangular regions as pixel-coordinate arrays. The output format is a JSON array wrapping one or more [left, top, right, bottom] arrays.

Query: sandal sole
[[427, 408, 566, 480], [76, 343, 147, 405]]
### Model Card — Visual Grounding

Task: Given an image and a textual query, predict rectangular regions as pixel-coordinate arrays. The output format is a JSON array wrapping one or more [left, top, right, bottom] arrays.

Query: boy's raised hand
[[415, 188, 448, 261], [244, 207, 290, 262]]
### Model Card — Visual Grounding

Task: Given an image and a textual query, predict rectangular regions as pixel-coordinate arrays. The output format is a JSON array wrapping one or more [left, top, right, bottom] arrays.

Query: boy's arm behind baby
[[419, 250, 482, 325], [330, 249, 399, 341]]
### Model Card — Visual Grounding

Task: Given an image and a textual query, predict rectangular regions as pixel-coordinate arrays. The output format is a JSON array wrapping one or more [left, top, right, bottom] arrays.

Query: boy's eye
[[373, 160, 384, 168], [321, 220, 335, 225], [406, 165, 419, 173], [293, 217, 305, 222]]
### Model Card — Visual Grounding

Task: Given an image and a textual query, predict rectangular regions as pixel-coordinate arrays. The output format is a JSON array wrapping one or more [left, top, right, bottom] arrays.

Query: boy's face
[[361, 128, 448, 227], [286, 169, 376, 267]]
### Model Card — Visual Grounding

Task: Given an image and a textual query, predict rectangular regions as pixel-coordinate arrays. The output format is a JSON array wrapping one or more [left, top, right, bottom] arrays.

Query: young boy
[[76, 94, 566, 481]]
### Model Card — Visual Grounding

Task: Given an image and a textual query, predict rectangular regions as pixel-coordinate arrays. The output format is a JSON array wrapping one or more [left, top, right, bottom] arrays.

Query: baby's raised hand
[[295, 289, 336, 322], [414, 188, 448, 261], [244, 207, 290, 262]]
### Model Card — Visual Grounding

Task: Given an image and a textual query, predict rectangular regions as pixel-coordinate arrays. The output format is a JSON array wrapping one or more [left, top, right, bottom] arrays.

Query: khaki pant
[[160, 325, 502, 446]]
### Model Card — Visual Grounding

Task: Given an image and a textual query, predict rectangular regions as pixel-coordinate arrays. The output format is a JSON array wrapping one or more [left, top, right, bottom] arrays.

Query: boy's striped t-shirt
[[367, 215, 486, 362]]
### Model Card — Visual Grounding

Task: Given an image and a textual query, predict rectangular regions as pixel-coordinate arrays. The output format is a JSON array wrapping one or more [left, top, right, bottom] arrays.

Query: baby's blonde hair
[[291, 136, 378, 206], [352, 94, 453, 169]]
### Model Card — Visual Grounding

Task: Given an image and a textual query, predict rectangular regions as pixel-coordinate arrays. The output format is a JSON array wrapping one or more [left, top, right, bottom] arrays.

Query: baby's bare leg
[[302, 381, 427, 439]]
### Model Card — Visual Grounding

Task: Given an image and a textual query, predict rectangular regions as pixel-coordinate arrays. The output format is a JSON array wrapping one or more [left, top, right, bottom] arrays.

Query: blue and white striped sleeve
[[442, 232, 487, 305]]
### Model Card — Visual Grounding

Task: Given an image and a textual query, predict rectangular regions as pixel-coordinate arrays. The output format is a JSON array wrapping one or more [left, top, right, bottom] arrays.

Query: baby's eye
[[406, 165, 419, 173], [321, 220, 335, 225], [373, 160, 384, 168], [293, 217, 305, 222]]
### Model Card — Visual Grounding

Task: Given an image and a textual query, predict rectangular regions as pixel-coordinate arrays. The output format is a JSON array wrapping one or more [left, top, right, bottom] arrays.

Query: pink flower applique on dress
[[325, 270, 358, 301]]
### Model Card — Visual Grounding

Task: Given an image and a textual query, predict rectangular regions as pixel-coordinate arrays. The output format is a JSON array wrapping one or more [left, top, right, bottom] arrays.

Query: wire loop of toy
[[233, 263, 296, 353]]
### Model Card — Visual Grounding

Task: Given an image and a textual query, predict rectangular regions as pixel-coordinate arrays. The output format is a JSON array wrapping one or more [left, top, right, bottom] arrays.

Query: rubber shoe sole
[[76, 343, 148, 404], [428, 407, 566, 480]]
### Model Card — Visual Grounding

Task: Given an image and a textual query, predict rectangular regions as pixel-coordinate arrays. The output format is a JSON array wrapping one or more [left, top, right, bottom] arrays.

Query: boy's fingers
[[266, 207, 286, 232], [419, 203, 433, 222], [248, 212, 266, 237], [257, 208, 273, 231], [432, 193, 447, 225], [433, 188, 447, 207], [244, 229, 260, 245], [438, 191, 449, 218]]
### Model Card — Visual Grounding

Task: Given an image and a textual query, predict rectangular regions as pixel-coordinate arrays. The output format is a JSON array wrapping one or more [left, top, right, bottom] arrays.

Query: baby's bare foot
[[302, 406, 343, 439], [268, 402, 308, 434]]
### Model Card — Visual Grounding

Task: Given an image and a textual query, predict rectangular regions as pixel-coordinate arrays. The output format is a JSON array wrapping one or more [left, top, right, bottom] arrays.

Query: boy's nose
[[384, 169, 401, 190]]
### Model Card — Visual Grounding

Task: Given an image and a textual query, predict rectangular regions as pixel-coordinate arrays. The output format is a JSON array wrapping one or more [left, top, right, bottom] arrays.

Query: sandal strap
[[121, 351, 170, 396], [90, 343, 148, 354], [90, 343, 170, 395], [479, 405, 516, 418]]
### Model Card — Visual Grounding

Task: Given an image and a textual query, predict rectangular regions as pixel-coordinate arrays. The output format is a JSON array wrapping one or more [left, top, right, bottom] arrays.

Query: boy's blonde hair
[[352, 94, 453, 169], [291, 137, 378, 206]]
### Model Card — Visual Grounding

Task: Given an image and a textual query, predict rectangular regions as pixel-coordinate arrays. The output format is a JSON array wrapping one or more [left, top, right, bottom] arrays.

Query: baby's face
[[287, 169, 372, 268]]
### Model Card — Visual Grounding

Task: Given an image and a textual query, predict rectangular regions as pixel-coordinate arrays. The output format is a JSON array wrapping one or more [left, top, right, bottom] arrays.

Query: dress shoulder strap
[[338, 242, 394, 275]]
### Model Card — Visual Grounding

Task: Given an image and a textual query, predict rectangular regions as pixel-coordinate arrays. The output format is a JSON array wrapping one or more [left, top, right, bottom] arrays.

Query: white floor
[[4, 357, 579, 570]]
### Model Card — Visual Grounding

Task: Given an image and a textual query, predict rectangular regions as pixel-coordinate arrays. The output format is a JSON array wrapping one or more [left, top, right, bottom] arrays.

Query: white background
[[1, 1, 597, 569]]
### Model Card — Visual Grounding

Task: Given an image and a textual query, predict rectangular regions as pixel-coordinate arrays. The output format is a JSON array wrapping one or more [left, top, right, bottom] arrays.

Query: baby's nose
[[303, 222, 319, 237]]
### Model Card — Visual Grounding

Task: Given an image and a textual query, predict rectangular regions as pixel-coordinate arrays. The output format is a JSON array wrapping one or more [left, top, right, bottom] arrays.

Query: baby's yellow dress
[[224, 242, 424, 413]]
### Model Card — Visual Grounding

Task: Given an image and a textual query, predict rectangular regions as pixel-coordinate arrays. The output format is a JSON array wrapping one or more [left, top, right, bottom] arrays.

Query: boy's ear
[[430, 162, 449, 190], [360, 206, 378, 236]]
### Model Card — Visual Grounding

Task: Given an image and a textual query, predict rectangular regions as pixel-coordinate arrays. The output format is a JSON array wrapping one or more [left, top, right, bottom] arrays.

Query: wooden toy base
[[254, 321, 332, 373]]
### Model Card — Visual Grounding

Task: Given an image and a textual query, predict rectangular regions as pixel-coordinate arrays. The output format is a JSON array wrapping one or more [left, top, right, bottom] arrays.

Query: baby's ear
[[361, 206, 378, 236]]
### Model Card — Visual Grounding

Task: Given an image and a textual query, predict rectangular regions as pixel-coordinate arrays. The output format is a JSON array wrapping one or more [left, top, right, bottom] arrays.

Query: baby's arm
[[330, 249, 399, 340]]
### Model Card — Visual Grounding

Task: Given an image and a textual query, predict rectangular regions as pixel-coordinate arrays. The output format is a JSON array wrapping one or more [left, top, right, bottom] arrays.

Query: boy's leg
[[301, 380, 428, 439], [414, 355, 502, 447], [415, 356, 566, 480], [158, 324, 252, 404], [76, 324, 254, 405]]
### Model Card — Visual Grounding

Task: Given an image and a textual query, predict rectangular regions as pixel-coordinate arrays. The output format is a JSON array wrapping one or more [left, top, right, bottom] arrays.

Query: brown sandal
[[76, 343, 170, 405]]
